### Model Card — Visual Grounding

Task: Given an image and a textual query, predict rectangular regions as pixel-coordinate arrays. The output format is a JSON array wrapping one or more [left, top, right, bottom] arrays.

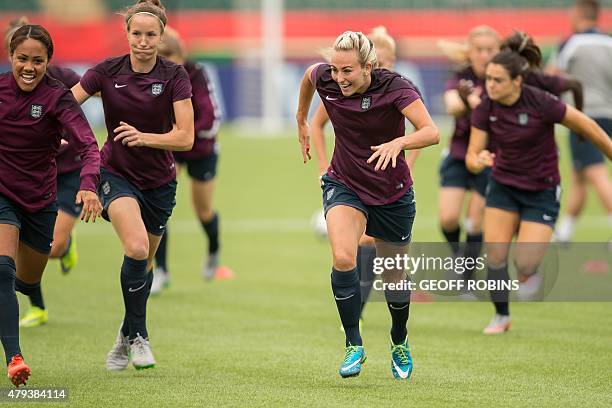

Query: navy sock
[[15, 278, 45, 310], [442, 227, 461, 255], [384, 279, 411, 345], [121, 269, 153, 338], [331, 267, 362, 347], [0, 256, 21, 364], [154, 231, 168, 273], [120, 256, 149, 340], [357, 245, 376, 316], [488, 264, 510, 316], [201, 212, 219, 254], [464, 233, 483, 281]]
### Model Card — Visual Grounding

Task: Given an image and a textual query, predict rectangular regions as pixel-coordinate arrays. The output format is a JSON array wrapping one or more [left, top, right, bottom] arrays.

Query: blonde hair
[[368, 26, 396, 56], [5, 16, 29, 50], [333, 31, 378, 68], [158, 26, 186, 60], [438, 25, 500, 64]]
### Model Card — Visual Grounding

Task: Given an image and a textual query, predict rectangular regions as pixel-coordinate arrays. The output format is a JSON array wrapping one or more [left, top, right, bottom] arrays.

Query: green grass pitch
[[14, 126, 612, 406]]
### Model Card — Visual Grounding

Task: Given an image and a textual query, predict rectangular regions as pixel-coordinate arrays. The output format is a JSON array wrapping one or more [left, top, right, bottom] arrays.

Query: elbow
[[178, 129, 194, 151], [430, 126, 440, 146]]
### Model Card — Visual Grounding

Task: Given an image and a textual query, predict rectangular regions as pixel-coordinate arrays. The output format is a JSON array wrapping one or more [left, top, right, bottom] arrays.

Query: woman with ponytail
[[466, 41, 612, 335], [297, 31, 439, 379], [71, 0, 195, 371]]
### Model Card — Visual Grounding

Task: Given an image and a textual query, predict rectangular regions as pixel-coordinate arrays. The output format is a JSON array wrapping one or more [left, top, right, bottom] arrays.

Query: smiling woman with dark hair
[[0, 24, 101, 387]]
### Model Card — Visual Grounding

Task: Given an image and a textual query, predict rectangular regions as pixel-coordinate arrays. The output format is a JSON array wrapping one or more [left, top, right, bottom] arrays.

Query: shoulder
[[156, 57, 189, 80], [89, 55, 130, 76], [42, 73, 69, 92], [522, 84, 560, 105], [373, 69, 421, 96]]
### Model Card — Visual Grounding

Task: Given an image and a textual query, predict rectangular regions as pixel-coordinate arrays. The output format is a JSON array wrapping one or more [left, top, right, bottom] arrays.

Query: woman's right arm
[[310, 103, 330, 175], [466, 127, 494, 174], [296, 63, 320, 163], [70, 83, 93, 105]]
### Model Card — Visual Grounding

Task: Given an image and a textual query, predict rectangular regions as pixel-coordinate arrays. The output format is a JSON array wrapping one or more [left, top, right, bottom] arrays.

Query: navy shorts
[[57, 169, 83, 218], [439, 153, 490, 197], [321, 174, 416, 244], [174, 151, 219, 182], [98, 168, 177, 236], [0, 193, 58, 254], [570, 117, 611, 171], [485, 178, 561, 227]]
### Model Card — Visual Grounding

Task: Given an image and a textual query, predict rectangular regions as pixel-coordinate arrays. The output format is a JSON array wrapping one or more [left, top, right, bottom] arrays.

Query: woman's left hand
[[76, 190, 102, 223], [367, 138, 405, 171], [114, 121, 148, 147]]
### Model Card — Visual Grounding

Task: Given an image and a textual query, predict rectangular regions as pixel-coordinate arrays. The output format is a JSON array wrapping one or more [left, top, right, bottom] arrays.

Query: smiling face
[[10, 38, 49, 92], [330, 49, 372, 96], [127, 14, 163, 64]]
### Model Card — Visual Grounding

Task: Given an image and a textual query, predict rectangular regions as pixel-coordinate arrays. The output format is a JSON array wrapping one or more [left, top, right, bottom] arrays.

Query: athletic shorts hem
[[323, 202, 368, 220]]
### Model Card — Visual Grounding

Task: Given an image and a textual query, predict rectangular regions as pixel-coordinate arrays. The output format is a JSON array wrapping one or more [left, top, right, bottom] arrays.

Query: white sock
[[555, 216, 576, 242]]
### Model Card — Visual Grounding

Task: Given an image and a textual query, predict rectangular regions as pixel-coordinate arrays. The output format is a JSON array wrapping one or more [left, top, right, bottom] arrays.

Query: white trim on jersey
[[556, 33, 612, 71], [197, 62, 222, 139]]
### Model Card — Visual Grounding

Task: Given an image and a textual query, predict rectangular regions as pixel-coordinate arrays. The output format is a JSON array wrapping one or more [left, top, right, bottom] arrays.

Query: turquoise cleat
[[339, 345, 366, 378], [390, 337, 413, 380]]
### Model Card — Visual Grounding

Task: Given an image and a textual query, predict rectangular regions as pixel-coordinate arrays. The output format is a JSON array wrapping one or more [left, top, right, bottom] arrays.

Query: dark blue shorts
[[485, 178, 561, 227], [0, 193, 57, 254], [570, 117, 611, 171], [439, 153, 490, 197], [57, 169, 83, 218], [174, 151, 219, 182], [98, 168, 177, 236], [321, 174, 416, 244]]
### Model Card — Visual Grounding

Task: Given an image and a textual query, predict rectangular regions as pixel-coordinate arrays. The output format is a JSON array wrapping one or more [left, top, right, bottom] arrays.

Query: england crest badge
[[151, 83, 164, 96], [518, 112, 528, 126], [361, 96, 372, 111], [30, 104, 44, 119]]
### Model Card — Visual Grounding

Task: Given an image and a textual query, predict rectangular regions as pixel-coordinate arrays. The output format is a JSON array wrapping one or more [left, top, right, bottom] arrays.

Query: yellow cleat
[[19, 306, 48, 328], [59, 232, 78, 274]]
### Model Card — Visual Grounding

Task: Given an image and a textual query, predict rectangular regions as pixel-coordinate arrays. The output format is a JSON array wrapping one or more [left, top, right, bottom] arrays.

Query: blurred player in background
[[310, 26, 417, 328], [438, 26, 499, 282], [547, 0, 612, 243], [466, 38, 612, 334], [297, 31, 439, 379], [0, 24, 101, 386], [71, 0, 194, 371], [153, 26, 231, 294], [5, 17, 87, 329]]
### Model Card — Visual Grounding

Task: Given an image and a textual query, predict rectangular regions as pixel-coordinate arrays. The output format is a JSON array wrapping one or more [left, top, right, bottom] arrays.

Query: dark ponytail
[[500, 31, 542, 68]]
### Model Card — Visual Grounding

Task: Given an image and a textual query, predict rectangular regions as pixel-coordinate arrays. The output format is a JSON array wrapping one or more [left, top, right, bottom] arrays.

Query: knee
[[196, 207, 215, 223], [513, 258, 538, 277], [440, 213, 460, 231], [124, 239, 149, 260], [333, 249, 357, 271]]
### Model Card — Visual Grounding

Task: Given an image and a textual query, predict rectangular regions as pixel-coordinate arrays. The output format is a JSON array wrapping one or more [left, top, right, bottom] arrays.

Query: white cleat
[[106, 329, 130, 371], [151, 267, 168, 295], [203, 252, 219, 281], [130, 334, 156, 370], [483, 314, 511, 335]]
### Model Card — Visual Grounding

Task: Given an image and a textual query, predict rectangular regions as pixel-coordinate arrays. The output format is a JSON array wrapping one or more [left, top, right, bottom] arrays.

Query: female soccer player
[[71, 0, 194, 370], [5, 17, 87, 329], [466, 42, 612, 335], [0, 24, 101, 386], [310, 26, 415, 325], [153, 26, 228, 293], [297, 31, 439, 379], [438, 26, 500, 278]]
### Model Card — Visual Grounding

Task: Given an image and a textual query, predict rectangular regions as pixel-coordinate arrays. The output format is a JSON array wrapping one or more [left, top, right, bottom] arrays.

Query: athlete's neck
[[498, 88, 521, 106], [355, 75, 372, 94], [130, 54, 157, 73]]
